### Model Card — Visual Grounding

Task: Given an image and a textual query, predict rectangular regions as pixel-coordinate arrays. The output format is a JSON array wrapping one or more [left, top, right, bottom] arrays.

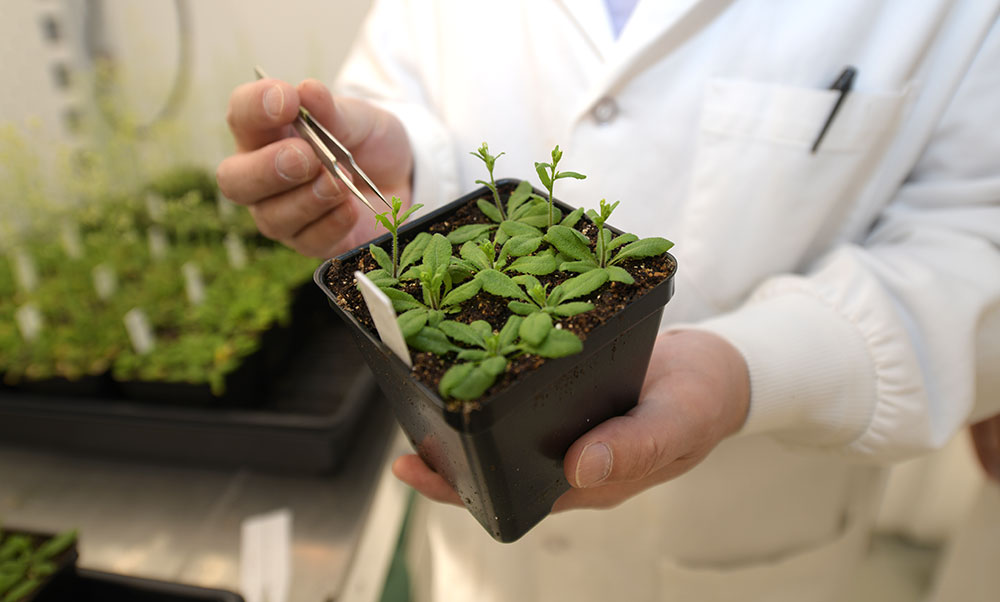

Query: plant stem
[[490, 172, 506, 220], [392, 230, 399, 279]]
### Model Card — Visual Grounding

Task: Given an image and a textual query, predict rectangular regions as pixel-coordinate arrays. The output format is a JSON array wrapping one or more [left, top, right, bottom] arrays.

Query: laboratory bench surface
[[0, 397, 412, 602]]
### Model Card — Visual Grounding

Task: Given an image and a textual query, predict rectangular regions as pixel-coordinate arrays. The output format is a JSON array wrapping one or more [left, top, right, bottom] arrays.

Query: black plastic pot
[[315, 179, 676, 542]]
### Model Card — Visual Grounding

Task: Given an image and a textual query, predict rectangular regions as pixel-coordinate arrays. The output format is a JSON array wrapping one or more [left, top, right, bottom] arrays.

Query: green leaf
[[499, 220, 542, 238], [409, 326, 457, 355], [369, 244, 393, 273], [505, 253, 558, 275], [545, 225, 594, 262], [439, 320, 484, 347], [480, 356, 508, 377], [383, 288, 423, 312], [397, 309, 428, 339], [374, 213, 394, 233], [442, 363, 498, 400], [398, 202, 424, 224], [550, 302, 594, 316], [477, 199, 503, 223], [398, 266, 420, 281], [610, 237, 674, 264], [555, 269, 609, 301], [446, 223, 494, 244], [534, 162, 553, 189], [519, 312, 553, 346], [459, 241, 491, 271], [365, 268, 397, 287], [422, 233, 453, 276], [606, 232, 638, 252], [456, 349, 489, 361], [559, 260, 597, 273], [498, 315, 523, 348], [441, 277, 481, 307], [30, 561, 57, 578], [529, 328, 583, 358], [508, 301, 539, 315], [3, 578, 39, 602], [506, 180, 534, 215], [476, 269, 528, 300], [400, 232, 431, 270], [560, 207, 585, 228], [500, 235, 541, 258], [605, 265, 635, 284], [512, 274, 542, 289], [470, 320, 494, 340], [439, 363, 475, 398], [554, 170, 586, 181]]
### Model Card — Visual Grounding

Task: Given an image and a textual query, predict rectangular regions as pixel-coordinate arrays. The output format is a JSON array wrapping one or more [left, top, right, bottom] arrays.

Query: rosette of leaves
[[545, 199, 674, 285], [436, 314, 583, 400], [450, 221, 559, 278], [0, 528, 77, 602], [507, 270, 611, 317]]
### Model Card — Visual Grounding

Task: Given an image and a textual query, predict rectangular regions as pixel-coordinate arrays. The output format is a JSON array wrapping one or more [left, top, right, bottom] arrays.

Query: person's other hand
[[391, 329, 751, 510], [971, 413, 1000, 484], [216, 78, 413, 258]]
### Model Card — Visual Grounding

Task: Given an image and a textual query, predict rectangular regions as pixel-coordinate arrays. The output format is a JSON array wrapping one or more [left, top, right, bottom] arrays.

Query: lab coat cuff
[[686, 294, 877, 446], [368, 100, 460, 212]]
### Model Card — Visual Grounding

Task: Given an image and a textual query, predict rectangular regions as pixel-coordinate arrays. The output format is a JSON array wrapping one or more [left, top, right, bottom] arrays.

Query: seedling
[[507, 272, 608, 317], [535, 145, 586, 227], [370, 196, 424, 281], [545, 199, 674, 284], [451, 222, 557, 278], [470, 142, 507, 220], [437, 314, 582, 399], [0, 528, 77, 602]]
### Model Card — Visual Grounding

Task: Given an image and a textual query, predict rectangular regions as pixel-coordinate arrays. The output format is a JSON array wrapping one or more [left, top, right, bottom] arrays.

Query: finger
[[284, 196, 362, 258], [297, 79, 375, 150], [563, 400, 681, 489], [247, 170, 351, 241], [226, 78, 301, 152], [217, 137, 321, 205], [392, 454, 463, 506]]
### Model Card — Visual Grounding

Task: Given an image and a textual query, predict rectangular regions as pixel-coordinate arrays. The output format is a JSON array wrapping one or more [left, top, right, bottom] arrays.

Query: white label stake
[[225, 232, 248, 269], [182, 261, 206, 306], [15, 304, 44, 343], [124, 308, 156, 355], [240, 508, 292, 602], [12, 249, 38, 293], [92, 264, 118, 301], [148, 226, 169, 260], [354, 271, 412, 367]]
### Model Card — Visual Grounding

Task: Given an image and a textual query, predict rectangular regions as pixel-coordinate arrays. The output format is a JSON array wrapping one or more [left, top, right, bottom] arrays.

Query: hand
[[216, 78, 413, 257], [971, 414, 1000, 484], [392, 329, 751, 510]]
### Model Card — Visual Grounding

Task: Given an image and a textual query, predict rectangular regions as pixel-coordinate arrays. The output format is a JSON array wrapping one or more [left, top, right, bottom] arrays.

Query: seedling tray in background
[[0, 293, 380, 475]]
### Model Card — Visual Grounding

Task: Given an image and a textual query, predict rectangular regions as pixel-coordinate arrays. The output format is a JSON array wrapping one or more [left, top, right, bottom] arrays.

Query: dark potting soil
[[324, 195, 675, 407]]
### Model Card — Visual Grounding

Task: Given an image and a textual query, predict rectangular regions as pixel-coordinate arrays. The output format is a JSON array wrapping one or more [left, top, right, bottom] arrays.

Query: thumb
[[564, 398, 678, 489], [296, 79, 375, 150]]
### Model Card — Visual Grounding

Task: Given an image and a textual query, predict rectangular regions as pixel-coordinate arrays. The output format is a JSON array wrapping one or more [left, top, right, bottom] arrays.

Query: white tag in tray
[[182, 261, 206, 306], [15, 304, 44, 343], [240, 508, 292, 602], [354, 270, 412, 367], [124, 308, 156, 355], [225, 231, 248, 269], [60, 220, 84, 259], [148, 226, 169, 260], [92, 263, 118, 301], [12, 249, 38, 293]]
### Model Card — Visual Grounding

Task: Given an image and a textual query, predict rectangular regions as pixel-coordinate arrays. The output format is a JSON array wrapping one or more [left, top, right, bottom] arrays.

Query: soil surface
[[324, 194, 676, 406]]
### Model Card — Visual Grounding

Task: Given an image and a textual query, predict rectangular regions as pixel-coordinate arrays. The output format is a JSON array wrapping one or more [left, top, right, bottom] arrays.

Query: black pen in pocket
[[811, 66, 857, 153]]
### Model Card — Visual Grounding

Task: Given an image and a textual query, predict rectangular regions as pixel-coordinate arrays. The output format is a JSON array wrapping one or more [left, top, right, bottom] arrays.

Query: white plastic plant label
[[15, 304, 43, 343], [124, 308, 156, 355], [182, 261, 206, 306], [59, 220, 84, 259], [225, 231, 248, 269], [92, 263, 118, 301], [12, 249, 38, 293], [216, 190, 236, 221], [148, 226, 169, 260], [240, 508, 292, 602], [354, 270, 412, 367], [145, 192, 167, 222]]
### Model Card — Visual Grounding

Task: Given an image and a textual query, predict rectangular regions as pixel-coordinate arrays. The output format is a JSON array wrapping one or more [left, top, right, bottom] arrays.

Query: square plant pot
[[315, 179, 676, 542]]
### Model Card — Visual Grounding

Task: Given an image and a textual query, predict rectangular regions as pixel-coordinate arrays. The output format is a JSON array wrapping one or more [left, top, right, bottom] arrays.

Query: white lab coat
[[335, 1, 1000, 600]]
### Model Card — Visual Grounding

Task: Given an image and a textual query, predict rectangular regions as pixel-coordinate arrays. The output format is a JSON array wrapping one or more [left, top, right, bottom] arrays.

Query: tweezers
[[254, 66, 391, 214]]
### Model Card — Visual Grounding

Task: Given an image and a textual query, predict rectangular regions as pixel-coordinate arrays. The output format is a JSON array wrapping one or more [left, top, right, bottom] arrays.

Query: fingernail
[[263, 85, 284, 118], [313, 170, 339, 199], [575, 442, 612, 488], [275, 146, 309, 181]]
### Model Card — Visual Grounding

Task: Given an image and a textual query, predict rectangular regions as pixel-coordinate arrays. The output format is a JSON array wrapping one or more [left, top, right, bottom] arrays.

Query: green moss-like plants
[[0, 528, 77, 602]]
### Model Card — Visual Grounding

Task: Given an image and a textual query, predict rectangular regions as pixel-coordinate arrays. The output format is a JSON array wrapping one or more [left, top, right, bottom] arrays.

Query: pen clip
[[811, 66, 857, 154]]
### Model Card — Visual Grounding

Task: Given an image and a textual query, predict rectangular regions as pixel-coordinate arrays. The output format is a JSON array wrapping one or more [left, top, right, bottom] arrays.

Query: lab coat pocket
[[679, 77, 912, 310], [656, 509, 869, 602]]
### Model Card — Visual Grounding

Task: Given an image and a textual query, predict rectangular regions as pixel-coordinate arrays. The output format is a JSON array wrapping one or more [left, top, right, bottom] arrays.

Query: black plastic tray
[[0, 294, 380, 475], [36, 569, 244, 601]]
